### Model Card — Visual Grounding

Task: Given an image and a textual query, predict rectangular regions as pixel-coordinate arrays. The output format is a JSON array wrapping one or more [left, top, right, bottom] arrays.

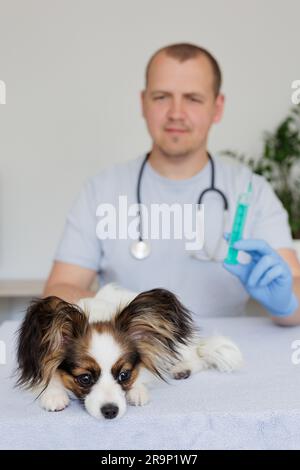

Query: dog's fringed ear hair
[[114, 288, 195, 378], [17, 296, 89, 389]]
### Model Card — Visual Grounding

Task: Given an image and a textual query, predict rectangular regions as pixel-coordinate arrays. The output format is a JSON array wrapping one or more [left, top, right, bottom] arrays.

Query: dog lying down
[[17, 284, 243, 420]]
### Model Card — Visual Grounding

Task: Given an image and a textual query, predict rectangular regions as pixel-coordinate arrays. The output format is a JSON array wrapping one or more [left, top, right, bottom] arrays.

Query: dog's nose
[[101, 403, 119, 419]]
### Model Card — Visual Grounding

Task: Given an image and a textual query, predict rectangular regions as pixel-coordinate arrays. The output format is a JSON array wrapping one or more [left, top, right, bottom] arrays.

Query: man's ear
[[141, 89, 146, 118], [213, 93, 225, 123], [17, 296, 89, 388]]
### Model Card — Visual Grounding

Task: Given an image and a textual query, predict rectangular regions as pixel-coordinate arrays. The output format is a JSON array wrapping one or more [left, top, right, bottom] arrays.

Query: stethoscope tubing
[[136, 152, 229, 242]]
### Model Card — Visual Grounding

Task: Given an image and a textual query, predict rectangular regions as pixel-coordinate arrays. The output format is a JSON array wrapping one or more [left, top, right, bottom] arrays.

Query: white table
[[1, 316, 300, 450]]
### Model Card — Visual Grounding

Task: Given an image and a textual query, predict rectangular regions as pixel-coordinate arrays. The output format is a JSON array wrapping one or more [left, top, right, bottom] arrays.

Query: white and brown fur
[[17, 284, 243, 420]]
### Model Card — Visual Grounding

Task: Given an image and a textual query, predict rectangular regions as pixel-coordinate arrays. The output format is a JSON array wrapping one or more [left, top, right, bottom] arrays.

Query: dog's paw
[[39, 389, 70, 412], [126, 384, 149, 406], [197, 335, 244, 372], [172, 370, 191, 380], [169, 363, 191, 380]]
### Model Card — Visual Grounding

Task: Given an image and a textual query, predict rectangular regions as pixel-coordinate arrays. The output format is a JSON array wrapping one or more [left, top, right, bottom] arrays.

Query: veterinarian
[[43, 43, 300, 325]]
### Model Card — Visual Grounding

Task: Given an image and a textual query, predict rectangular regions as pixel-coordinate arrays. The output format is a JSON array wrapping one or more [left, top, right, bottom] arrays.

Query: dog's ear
[[114, 288, 194, 378], [17, 296, 89, 388]]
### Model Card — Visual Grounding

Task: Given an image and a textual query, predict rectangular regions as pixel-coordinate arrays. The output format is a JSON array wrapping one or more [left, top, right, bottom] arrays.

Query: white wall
[[0, 0, 299, 280]]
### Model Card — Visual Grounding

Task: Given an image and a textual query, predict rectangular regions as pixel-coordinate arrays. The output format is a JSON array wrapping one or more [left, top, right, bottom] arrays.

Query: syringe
[[224, 180, 252, 265]]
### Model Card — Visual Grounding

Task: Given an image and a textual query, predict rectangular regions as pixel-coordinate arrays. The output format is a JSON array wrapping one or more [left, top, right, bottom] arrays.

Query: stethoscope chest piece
[[131, 240, 151, 260]]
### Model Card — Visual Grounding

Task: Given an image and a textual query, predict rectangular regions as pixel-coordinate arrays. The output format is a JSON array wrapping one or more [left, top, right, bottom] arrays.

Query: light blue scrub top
[[55, 155, 293, 318]]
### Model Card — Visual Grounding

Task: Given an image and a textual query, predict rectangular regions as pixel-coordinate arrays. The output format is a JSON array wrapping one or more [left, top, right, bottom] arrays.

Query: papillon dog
[[17, 284, 243, 420]]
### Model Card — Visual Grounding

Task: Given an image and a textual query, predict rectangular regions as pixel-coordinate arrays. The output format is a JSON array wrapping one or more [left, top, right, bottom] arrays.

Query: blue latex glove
[[223, 236, 298, 317]]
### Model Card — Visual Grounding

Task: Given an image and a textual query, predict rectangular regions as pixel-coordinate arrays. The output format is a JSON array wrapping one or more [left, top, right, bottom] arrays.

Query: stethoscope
[[130, 152, 229, 260]]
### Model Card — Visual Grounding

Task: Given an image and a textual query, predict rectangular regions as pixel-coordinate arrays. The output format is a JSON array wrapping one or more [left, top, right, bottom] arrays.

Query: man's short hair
[[145, 43, 222, 97]]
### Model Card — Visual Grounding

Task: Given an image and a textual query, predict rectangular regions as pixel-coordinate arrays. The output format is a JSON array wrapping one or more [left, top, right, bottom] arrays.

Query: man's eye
[[153, 96, 165, 100], [118, 370, 131, 383], [189, 97, 202, 103], [76, 373, 93, 387]]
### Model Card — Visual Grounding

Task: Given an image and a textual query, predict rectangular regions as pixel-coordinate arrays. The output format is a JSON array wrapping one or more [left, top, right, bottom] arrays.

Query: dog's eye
[[76, 373, 93, 387], [118, 370, 131, 383]]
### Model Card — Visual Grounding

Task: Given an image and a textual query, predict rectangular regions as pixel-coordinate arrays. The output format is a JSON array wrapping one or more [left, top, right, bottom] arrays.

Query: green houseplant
[[222, 106, 300, 240]]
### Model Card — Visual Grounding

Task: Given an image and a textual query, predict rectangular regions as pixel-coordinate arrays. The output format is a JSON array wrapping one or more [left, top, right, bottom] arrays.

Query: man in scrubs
[[43, 43, 300, 325]]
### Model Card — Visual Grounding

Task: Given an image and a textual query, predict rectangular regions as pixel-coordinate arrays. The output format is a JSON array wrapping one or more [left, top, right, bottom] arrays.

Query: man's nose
[[167, 99, 185, 120]]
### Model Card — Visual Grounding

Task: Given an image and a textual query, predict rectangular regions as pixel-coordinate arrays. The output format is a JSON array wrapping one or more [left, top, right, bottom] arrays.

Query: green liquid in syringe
[[224, 202, 249, 264]]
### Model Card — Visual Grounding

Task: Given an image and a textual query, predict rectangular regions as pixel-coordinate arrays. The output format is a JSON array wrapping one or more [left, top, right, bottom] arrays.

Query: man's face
[[141, 53, 224, 158]]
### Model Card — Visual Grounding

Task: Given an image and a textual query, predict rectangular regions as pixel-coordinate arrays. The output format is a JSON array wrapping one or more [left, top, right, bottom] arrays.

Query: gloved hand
[[223, 236, 298, 317]]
